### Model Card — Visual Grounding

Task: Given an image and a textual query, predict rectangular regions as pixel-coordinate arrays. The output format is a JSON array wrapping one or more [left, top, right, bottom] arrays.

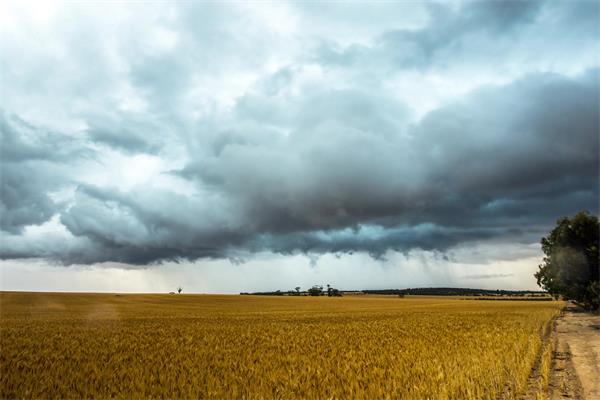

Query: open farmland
[[0, 292, 562, 399]]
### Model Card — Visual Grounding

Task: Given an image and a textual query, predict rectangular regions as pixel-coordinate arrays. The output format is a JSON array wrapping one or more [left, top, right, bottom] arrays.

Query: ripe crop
[[0, 292, 561, 399]]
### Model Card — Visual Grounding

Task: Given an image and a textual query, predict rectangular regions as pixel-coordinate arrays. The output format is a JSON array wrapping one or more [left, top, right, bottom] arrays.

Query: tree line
[[241, 284, 342, 296]]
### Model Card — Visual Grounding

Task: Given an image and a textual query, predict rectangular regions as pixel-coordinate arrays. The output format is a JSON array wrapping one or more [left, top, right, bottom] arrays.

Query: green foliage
[[535, 211, 599, 310], [308, 285, 323, 296], [326, 284, 342, 297]]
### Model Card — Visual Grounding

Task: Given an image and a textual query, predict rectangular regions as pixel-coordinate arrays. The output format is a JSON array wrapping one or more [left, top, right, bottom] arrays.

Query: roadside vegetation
[[535, 211, 599, 310]]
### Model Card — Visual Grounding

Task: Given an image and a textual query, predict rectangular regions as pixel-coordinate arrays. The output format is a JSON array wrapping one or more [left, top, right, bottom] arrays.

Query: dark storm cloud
[[3, 69, 596, 265], [181, 70, 598, 244], [246, 225, 513, 260], [1, 1, 598, 267], [406, 70, 599, 226]]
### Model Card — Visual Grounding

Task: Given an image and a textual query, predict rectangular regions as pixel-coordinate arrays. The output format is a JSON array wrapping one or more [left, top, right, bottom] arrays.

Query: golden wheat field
[[0, 292, 562, 399]]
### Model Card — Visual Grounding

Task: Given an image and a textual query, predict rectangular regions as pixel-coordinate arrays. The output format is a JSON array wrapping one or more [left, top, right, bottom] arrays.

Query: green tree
[[535, 211, 599, 310], [308, 285, 323, 296]]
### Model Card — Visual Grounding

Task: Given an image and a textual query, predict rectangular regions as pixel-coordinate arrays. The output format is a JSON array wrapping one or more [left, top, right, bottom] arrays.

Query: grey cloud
[[383, 0, 545, 64], [54, 183, 246, 264], [1, 2, 598, 267], [409, 70, 599, 223], [0, 113, 85, 163], [246, 225, 514, 260], [182, 70, 598, 246], [0, 113, 88, 233], [464, 273, 515, 280], [1, 163, 58, 234], [2, 69, 594, 265], [316, 0, 597, 73], [86, 125, 161, 154], [316, 0, 543, 67]]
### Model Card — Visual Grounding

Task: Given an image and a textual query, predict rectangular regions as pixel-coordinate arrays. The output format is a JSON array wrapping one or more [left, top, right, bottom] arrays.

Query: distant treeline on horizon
[[240, 287, 549, 297]]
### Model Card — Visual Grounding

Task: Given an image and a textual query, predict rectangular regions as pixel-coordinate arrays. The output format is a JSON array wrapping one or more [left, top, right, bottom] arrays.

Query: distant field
[[0, 292, 562, 399]]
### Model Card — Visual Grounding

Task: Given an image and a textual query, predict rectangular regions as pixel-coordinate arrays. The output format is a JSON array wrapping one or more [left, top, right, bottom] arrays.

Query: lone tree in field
[[177, 286, 183, 294], [535, 211, 599, 310]]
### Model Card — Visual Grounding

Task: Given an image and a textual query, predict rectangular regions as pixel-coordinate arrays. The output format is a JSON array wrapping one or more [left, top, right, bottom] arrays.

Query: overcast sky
[[1, 0, 598, 293]]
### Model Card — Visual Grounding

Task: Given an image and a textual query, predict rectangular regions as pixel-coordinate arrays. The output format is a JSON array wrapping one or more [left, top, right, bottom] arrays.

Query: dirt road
[[550, 304, 600, 399]]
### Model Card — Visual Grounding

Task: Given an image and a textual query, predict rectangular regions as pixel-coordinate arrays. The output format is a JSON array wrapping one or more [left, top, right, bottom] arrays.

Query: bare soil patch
[[550, 303, 599, 399]]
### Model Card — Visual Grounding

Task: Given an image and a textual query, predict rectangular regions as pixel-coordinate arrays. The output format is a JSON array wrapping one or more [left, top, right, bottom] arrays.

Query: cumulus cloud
[[0, 1, 598, 268]]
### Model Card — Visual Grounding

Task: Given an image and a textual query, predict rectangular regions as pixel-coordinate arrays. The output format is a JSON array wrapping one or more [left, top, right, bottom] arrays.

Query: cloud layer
[[1, 1, 598, 266]]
